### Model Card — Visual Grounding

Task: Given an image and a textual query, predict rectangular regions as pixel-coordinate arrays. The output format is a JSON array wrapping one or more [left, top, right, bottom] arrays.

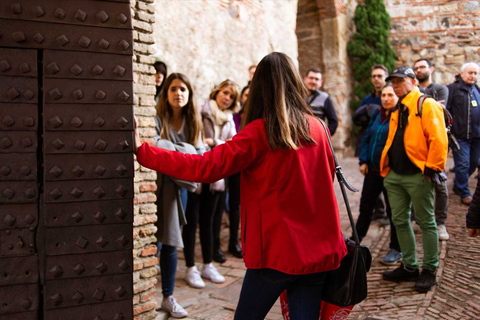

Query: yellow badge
[[473, 100, 478, 107]]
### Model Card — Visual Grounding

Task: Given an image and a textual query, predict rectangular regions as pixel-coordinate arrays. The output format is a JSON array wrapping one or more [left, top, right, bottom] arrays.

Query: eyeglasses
[[414, 66, 427, 71], [371, 75, 384, 78]]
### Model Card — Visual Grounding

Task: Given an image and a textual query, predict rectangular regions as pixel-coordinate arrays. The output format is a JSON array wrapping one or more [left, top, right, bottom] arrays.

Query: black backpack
[[416, 95, 453, 131]]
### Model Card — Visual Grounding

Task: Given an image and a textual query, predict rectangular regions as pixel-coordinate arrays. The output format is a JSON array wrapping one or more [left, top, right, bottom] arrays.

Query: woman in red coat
[[135, 52, 347, 320]]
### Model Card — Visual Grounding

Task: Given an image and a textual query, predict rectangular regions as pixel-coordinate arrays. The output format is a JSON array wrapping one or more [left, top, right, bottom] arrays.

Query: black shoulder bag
[[318, 120, 372, 307]]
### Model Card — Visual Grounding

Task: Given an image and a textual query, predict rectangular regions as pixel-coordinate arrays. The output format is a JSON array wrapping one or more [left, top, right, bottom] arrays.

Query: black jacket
[[467, 171, 480, 229], [446, 77, 480, 139]]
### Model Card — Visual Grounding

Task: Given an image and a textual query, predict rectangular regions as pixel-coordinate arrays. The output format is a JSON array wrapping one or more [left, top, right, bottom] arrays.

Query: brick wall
[[131, 0, 159, 319], [386, 0, 480, 84]]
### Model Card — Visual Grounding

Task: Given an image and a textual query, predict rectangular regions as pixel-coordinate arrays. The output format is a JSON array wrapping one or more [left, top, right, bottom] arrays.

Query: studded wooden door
[[0, 1, 134, 319]]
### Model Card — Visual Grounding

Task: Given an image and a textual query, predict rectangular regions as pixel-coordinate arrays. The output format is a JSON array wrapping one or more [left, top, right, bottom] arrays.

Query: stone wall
[[296, 0, 357, 149], [386, 0, 480, 85], [153, 0, 299, 104], [131, 0, 159, 319]]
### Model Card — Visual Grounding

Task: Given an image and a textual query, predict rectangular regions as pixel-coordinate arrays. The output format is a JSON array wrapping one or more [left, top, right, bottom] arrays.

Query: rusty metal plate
[[0, 181, 37, 204], [0, 19, 133, 55], [44, 79, 132, 104], [0, 48, 37, 78], [45, 154, 133, 181], [44, 104, 133, 131], [44, 179, 133, 203], [0, 204, 37, 230], [0, 154, 37, 181], [0, 227, 36, 257], [0, 311, 38, 320], [44, 299, 132, 320], [0, 104, 38, 131], [44, 50, 132, 81], [44, 224, 132, 255], [0, 131, 37, 154], [0, 283, 39, 315], [44, 131, 132, 154], [44, 199, 132, 227], [44, 274, 132, 310], [45, 250, 132, 280], [0, 0, 132, 29], [0, 76, 38, 103], [0, 255, 38, 286]]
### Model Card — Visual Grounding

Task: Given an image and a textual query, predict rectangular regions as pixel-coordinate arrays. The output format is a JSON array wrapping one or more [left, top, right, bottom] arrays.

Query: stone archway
[[296, 0, 353, 150]]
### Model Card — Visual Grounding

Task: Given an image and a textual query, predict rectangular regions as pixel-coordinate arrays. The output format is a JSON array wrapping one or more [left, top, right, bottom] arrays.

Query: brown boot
[[461, 196, 472, 205]]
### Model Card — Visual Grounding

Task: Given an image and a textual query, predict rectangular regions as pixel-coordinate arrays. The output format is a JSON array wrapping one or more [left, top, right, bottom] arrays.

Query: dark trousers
[[213, 173, 241, 248], [183, 185, 221, 267], [453, 138, 480, 197], [355, 170, 400, 251], [212, 191, 227, 249], [234, 269, 326, 320]]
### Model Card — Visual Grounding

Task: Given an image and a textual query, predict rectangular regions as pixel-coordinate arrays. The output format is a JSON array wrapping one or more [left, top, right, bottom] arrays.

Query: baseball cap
[[386, 66, 416, 81]]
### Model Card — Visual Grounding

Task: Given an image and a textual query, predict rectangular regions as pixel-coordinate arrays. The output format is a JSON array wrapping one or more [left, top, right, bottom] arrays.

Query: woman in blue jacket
[[354, 84, 402, 265]]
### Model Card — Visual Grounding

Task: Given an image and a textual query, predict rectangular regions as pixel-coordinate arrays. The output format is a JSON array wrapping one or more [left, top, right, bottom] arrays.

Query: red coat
[[137, 116, 347, 275]]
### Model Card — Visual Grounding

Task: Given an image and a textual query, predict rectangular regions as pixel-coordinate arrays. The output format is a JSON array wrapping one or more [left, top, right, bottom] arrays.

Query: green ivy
[[347, 0, 396, 112]]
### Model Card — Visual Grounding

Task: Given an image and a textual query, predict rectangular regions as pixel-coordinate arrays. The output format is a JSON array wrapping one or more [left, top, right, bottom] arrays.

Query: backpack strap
[[416, 95, 428, 117]]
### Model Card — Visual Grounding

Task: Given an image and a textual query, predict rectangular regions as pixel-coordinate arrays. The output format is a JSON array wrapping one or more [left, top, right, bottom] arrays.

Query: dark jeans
[[183, 185, 221, 267], [157, 188, 187, 297], [355, 170, 400, 251], [453, 138, 480, 197], [234, 269, 326, 320]]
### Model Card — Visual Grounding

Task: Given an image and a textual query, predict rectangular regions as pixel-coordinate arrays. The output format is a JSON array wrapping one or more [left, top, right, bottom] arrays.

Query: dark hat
[[386, 66, 416, 81]]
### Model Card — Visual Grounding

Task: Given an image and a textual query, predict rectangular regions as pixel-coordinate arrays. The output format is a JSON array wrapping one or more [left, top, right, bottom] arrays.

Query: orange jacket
[[380, 87, 448, 177]]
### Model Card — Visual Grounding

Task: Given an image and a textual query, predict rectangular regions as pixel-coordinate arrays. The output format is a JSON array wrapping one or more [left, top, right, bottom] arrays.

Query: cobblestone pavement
[[154, 156, 480, 320]]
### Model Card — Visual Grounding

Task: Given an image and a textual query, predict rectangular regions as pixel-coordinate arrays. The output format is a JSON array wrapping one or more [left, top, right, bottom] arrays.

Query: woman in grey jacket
[[153, 73, 204, 318]]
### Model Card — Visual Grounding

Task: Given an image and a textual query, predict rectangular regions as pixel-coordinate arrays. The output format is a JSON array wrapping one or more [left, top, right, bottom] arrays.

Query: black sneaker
[[383, 264, 419, 282], [415, 269, 436, 293]]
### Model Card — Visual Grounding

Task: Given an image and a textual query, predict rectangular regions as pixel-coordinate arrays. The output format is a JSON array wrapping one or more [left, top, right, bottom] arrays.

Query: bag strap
[[317, 120, 361, 244]]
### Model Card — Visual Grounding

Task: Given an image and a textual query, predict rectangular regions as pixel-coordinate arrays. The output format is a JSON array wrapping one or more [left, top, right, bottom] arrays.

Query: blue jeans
[[234, 269, 326, 320], [156, 188, 188, 297], [453, 138, 480, 197]]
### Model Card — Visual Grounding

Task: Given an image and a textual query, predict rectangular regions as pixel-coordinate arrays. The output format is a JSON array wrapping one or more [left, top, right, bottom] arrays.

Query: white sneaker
[[437, 224, 450, 241], [185, 266, 205, 288], [161, 296, 188, 318], [201, 263, 225, 283]]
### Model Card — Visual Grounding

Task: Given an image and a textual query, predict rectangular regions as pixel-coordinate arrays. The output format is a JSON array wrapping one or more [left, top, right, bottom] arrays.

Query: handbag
[[318, 120, 372, 307]]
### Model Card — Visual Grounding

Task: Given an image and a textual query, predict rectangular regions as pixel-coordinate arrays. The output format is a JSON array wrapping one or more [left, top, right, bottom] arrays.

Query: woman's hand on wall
[[134, 116, 142, 154]]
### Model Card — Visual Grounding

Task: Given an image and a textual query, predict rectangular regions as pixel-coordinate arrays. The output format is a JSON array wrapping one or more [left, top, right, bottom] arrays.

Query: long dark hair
[[155, 73, 202, 146], [242, 52, 315, 150]]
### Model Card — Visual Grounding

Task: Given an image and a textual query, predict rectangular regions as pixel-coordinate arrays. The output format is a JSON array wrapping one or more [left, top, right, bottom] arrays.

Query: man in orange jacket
[[379, 66, 448, 293]]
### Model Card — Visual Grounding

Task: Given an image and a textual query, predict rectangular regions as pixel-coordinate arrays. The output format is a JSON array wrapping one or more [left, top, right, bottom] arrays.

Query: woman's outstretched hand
[[134, 116, 142, 154]]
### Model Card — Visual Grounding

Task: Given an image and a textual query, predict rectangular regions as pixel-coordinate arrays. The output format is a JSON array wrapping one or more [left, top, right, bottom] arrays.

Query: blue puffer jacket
[[359, 108, 390, 170]]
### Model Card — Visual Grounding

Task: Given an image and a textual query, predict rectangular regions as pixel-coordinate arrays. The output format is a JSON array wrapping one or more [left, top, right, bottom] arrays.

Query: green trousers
[[383, 171, 439, 271]]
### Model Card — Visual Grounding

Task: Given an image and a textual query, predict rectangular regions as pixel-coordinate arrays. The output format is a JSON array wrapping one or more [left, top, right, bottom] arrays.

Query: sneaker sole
[[185, 278, 205, 289], [379, 259, 402, 266], [202, 276, 225, 283]]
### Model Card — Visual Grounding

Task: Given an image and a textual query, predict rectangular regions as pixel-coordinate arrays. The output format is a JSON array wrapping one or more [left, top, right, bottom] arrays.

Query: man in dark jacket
[[353, 64, 388, 155], [414, 58, 450, 241], [303, 67, 338, 135], [447, 62, 480, 205]]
